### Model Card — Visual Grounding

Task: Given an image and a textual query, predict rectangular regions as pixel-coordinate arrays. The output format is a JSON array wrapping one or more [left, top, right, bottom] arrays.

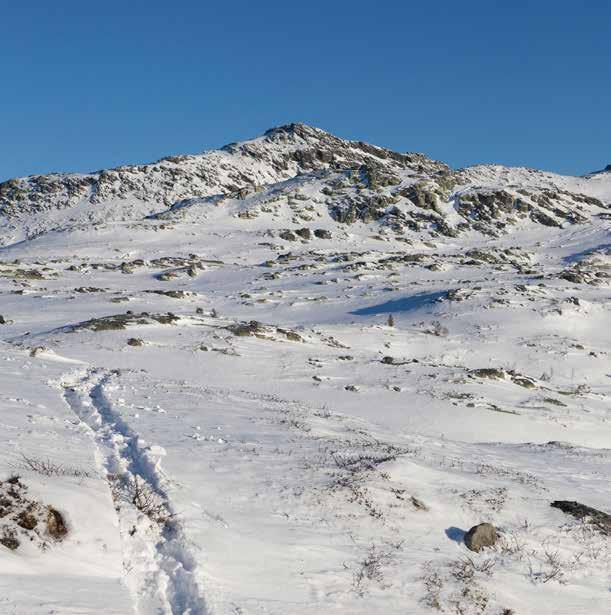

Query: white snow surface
[[0, 125, 609, 614]]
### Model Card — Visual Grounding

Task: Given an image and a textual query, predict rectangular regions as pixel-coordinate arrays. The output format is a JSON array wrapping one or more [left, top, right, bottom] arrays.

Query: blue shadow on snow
[[350, 290, 448, 316], [445, 527, 467, 544]]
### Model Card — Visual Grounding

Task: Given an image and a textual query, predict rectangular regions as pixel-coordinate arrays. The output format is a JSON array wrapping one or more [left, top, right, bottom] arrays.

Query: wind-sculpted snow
[[0, 128, 610, 614]]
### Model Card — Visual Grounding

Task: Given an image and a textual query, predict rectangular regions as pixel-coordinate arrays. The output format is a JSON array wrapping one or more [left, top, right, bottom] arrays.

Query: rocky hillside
[[1, 123, 609, 245]]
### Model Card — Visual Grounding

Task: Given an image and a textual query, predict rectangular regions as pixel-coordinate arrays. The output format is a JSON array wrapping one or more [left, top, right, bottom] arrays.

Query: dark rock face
[[464, 523, 498, 552], [361, 162, 401, 189], [457, 190, 515, 221], [551, 501, 611, 535], [402, 183, 440, 211], [330, 193, 392, 224]]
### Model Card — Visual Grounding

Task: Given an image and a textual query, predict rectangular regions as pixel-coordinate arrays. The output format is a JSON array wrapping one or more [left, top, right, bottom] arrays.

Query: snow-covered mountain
[[0, 125, 609, 615], [1, 123, 609, 245]]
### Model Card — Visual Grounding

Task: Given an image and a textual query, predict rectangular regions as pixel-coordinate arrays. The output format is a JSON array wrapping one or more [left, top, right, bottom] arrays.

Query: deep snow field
[[0, 125, 609, 614]]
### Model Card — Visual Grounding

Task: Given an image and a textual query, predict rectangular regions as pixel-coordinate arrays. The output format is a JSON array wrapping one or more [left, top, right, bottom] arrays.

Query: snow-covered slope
[[0, 126, 609, 614]]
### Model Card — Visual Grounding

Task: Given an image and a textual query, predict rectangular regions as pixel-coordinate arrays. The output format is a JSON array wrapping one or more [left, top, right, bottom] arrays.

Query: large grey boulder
[[464, 523, 498, 552]]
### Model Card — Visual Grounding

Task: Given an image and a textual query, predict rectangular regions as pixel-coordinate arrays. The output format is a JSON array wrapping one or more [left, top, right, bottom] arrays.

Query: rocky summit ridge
[[0, 123, 609, 245]]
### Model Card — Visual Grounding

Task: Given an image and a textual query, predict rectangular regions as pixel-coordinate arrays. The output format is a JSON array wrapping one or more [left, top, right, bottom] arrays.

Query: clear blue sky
[[1, 0, 609, 181]]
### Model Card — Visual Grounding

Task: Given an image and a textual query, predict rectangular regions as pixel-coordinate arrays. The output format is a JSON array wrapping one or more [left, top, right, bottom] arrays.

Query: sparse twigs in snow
[[109, 473, 173, 526], [351, 543, 400, 594], [421, 562, 444, 610], [421, 556, 496, 613], [430, 320, 448, 337], [129, 476, 168, 522], [450, 556, 496, 581], [528, 548, 566, 584], [16, 454, 93, 479]]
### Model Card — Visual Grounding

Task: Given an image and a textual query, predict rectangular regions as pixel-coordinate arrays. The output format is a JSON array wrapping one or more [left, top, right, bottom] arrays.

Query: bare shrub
[[421, 561, 444, 610], [431, 320, 449, 337], [332, 451, 397, 475], [495, 529, 526, 558], [313, 404, 331, 418], [346, 484, 384, 519], [127, 476, 171, 524], [352, 544, 394, 594], [540, 367, 554, 382], [528, 548, 565, 584], [450, 556, 496, 582], [448, 582, 489, 614], [109, 473, 172, 526], [16, 454, 92, 479]]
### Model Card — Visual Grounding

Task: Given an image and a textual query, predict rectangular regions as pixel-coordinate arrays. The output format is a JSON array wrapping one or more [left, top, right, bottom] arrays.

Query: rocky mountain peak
[[0, 126, 609, 247]]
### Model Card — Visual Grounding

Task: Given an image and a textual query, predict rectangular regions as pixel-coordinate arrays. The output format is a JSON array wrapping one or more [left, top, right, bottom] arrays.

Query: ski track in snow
[[62, 368, 209, 615]]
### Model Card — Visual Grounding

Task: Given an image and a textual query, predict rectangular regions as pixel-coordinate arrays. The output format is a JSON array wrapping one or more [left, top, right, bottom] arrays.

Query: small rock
[[46, 507, 68, 540], [0, 529, 19, 551], [228, 321, 263, 337], [464, 522, 498, 552], [471, 368, 506, 380], [512, 376, 536, 389], [29, 346, 46, 357], [410, 496, 428, 510], [279, 230, 297, 241], [294, 228, 312, 240], [127, 338, 144, 347]]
